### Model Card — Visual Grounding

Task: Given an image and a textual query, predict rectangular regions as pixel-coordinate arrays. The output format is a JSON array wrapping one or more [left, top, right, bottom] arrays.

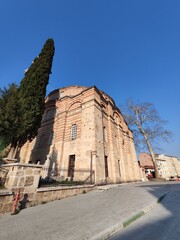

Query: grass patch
[[0, 184, 5, 189], [123, 211, 145, 228], [39, 179, 85, 188], [57, 180, 85, 186]]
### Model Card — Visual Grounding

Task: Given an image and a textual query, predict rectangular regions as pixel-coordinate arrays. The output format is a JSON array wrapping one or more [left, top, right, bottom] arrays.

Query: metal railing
[[39, 168, 95, 187]]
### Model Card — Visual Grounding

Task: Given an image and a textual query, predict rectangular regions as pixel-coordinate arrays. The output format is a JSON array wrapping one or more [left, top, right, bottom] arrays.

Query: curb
[[89, 192, 169, 240]]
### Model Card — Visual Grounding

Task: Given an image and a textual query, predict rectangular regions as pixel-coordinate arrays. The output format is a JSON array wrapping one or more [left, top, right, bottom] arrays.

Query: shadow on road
[[110, 182, 180, 240], [19, 193, 30, 211]]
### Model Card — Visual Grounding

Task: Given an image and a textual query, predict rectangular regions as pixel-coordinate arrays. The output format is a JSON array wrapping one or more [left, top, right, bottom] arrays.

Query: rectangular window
[[46, 110, 52, 120], [71, 124, 77, 140], [48, 131, 54, 145], [103, 127, 107, 142], [105, 156, 109, 178]]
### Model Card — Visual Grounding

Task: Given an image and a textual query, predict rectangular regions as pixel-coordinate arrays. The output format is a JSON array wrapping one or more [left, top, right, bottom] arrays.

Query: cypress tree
[[18, 39, 55, 142]]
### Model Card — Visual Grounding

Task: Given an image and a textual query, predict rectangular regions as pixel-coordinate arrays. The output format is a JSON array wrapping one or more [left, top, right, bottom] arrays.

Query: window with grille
[[71, 124, 77, 140]]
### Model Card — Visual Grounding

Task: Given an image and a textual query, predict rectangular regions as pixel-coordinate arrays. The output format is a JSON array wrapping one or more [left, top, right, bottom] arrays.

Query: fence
[[39, 168, 95, 187]]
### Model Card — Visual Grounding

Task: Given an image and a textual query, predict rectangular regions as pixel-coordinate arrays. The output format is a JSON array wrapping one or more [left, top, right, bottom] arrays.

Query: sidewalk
[[0, 182, 173, 240]]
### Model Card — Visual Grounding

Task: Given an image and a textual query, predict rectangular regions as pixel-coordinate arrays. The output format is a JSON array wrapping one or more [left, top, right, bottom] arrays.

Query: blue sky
[[0, 0, 179, 156]]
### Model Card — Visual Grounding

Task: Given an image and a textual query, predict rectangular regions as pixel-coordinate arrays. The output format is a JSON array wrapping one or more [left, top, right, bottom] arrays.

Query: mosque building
[[19, 85, 141, 184]]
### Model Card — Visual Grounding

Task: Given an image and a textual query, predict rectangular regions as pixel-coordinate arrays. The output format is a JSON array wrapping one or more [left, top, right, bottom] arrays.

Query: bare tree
[[122, 99, 172, 178]]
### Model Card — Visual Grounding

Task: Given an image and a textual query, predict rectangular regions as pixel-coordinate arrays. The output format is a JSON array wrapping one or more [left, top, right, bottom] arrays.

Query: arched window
[[103, 126, 107, 142], [46, 110, 52, 120], [71, 124, 77, 140], [113, 113, 120, 125], [60, 91, 64, 98], [49, 131, 54, 145]]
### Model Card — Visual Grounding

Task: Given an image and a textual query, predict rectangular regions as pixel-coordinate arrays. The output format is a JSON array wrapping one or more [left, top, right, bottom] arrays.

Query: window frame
[[71, 124, 77, 140]]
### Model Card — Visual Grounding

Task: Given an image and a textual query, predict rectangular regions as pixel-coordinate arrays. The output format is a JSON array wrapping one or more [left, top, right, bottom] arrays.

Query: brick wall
[[0, 190, 14, 214], [17, 86, 141, 184]]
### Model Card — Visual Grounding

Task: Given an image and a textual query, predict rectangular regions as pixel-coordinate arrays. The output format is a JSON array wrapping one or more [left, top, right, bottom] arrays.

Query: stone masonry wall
[[4, 164, 42, 190], [0, 185, 94, 214], [0, 190, 14, 214], [0, 163, 94, 214]]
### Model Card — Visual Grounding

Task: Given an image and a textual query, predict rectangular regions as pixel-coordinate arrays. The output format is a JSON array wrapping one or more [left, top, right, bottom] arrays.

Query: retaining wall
[[0, 163, 94, 214]]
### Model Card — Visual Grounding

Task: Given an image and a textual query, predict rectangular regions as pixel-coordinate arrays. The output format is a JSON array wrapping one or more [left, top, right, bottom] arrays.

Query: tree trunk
[[138, 126, 160, 178], [7, 144, 15, 159], [7, 140, 19, 160], [145, 139, 160, 178]]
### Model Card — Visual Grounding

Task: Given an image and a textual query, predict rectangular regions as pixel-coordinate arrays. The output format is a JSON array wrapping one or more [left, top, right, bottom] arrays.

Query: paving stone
[[0, 182, 174, 240]]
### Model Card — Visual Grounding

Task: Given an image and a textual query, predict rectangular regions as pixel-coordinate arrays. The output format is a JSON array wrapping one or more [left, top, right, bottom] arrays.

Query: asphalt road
[[0, 181, 176, 240], [109, 183, 180, 240]]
